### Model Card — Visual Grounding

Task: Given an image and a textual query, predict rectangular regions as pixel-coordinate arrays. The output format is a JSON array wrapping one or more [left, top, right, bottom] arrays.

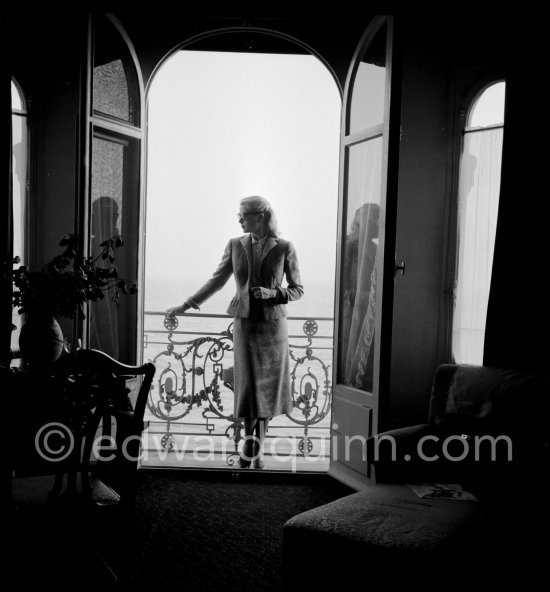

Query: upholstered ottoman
[[283, 483, 485, 589], [283, 363, 550, 589]]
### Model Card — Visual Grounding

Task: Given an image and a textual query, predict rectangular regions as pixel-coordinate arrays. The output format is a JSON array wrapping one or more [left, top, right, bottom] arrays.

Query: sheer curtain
[[11, 81, 28, 358], [452, 127, 503, 363]]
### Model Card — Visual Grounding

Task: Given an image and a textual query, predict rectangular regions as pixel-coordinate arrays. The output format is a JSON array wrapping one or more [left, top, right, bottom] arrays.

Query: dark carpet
[[126, 470, 353, 592], [9, 469, 353, 591]]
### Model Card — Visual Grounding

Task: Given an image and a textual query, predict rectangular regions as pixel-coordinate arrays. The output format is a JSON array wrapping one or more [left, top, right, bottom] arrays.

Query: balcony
[[141, 311, 333, 472]]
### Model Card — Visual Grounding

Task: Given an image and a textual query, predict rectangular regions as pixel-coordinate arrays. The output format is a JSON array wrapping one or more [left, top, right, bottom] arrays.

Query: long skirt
[[232, 316, 292, 419]]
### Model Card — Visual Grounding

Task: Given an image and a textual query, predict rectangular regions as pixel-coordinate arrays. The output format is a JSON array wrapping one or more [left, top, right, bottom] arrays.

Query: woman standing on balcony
[[167, 196, 304, 469]]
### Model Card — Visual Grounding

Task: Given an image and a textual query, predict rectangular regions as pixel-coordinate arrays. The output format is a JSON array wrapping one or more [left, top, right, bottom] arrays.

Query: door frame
[[329, 15, 402, 488]]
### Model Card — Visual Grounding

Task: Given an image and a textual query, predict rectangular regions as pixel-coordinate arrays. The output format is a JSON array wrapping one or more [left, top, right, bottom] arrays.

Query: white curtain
[[11, 111, 27, 355], [452, 127, 503, 364]]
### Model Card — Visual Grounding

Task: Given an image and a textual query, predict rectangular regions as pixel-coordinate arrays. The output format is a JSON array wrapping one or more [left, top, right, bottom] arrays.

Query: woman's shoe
[[252, 439, 265, 469], [239, 456, 251, 469], [253, 458, 265, 470]]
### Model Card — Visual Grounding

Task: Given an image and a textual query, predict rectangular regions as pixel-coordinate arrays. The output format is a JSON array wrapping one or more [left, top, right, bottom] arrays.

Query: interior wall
[[10, 16, 82, 270], [9, 13, 85, 338]]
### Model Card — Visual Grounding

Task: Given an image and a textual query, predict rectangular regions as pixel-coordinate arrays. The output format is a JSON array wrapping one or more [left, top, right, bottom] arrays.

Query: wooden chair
[[9, 349, 155, 587], [41, 348, 155, 506]]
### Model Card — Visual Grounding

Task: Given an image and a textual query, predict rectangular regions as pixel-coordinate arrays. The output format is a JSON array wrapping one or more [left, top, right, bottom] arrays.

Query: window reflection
[[339, 138, 382, 391], [89, 137, 125, 359]]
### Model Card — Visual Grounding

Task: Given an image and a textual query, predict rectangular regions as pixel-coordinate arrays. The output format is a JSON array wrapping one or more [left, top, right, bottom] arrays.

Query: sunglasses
[[237, 211, 262, 222]]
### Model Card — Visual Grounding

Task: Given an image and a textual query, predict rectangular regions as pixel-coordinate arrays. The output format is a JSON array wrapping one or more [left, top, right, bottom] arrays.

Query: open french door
[[329, 16, 401, 488]]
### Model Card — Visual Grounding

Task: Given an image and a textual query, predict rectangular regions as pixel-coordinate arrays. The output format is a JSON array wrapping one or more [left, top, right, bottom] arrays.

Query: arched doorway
[[142, 30, 341, 471]]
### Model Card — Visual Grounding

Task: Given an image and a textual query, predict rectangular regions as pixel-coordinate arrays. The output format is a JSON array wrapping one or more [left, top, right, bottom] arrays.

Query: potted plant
[[11, 233, 137, 367]]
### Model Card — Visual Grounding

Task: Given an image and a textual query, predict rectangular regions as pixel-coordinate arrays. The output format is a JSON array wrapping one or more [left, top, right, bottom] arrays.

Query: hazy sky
[[145, 50, 341, 310]]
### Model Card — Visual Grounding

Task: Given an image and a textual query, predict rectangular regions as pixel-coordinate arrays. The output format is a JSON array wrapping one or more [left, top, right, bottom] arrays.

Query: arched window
[[11, 78, 29, 355], [452, 81, 505, 364]]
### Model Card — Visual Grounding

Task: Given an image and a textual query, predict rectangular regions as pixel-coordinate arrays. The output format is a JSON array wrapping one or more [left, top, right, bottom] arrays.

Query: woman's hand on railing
[[166, 302, 191, 316]]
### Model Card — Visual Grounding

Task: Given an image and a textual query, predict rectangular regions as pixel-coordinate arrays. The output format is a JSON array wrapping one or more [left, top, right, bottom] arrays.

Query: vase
[[19, 314, 64, 368]]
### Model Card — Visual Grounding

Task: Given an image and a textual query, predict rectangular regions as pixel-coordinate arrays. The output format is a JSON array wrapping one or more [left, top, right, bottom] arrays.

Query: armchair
[[367, 363, 550, 496]]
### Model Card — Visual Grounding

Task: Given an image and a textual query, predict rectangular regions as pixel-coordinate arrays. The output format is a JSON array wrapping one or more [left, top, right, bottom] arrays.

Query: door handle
[[394, 260, 406, 277]]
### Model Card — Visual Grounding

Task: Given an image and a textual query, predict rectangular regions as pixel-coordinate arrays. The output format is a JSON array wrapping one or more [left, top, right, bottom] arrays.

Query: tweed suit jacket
[[188, 235, 304, 320]]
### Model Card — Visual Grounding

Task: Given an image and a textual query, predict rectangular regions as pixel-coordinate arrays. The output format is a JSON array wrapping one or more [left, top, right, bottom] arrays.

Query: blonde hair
[[240, 195, 280, 237]]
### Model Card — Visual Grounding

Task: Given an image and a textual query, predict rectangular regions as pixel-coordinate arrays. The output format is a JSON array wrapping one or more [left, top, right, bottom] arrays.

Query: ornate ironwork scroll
[[288, 319, 332, 457], [145, 313, 332, 466]]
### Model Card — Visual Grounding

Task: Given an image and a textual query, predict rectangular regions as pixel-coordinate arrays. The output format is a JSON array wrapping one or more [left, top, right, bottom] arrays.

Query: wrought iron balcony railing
[[142, 311, 333, 470]]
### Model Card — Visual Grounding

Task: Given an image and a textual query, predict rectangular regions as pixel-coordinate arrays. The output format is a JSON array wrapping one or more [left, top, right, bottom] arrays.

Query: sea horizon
[[144, 274, 336, 320]]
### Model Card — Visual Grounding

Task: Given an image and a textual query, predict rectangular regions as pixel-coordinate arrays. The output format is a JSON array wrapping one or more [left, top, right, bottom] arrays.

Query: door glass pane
[[339, 137, 383, 391], [93, 59, 130, 121], [89, 137, 125, 359], [93, 14, 138, 123], [349, 24, 387, 133]]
